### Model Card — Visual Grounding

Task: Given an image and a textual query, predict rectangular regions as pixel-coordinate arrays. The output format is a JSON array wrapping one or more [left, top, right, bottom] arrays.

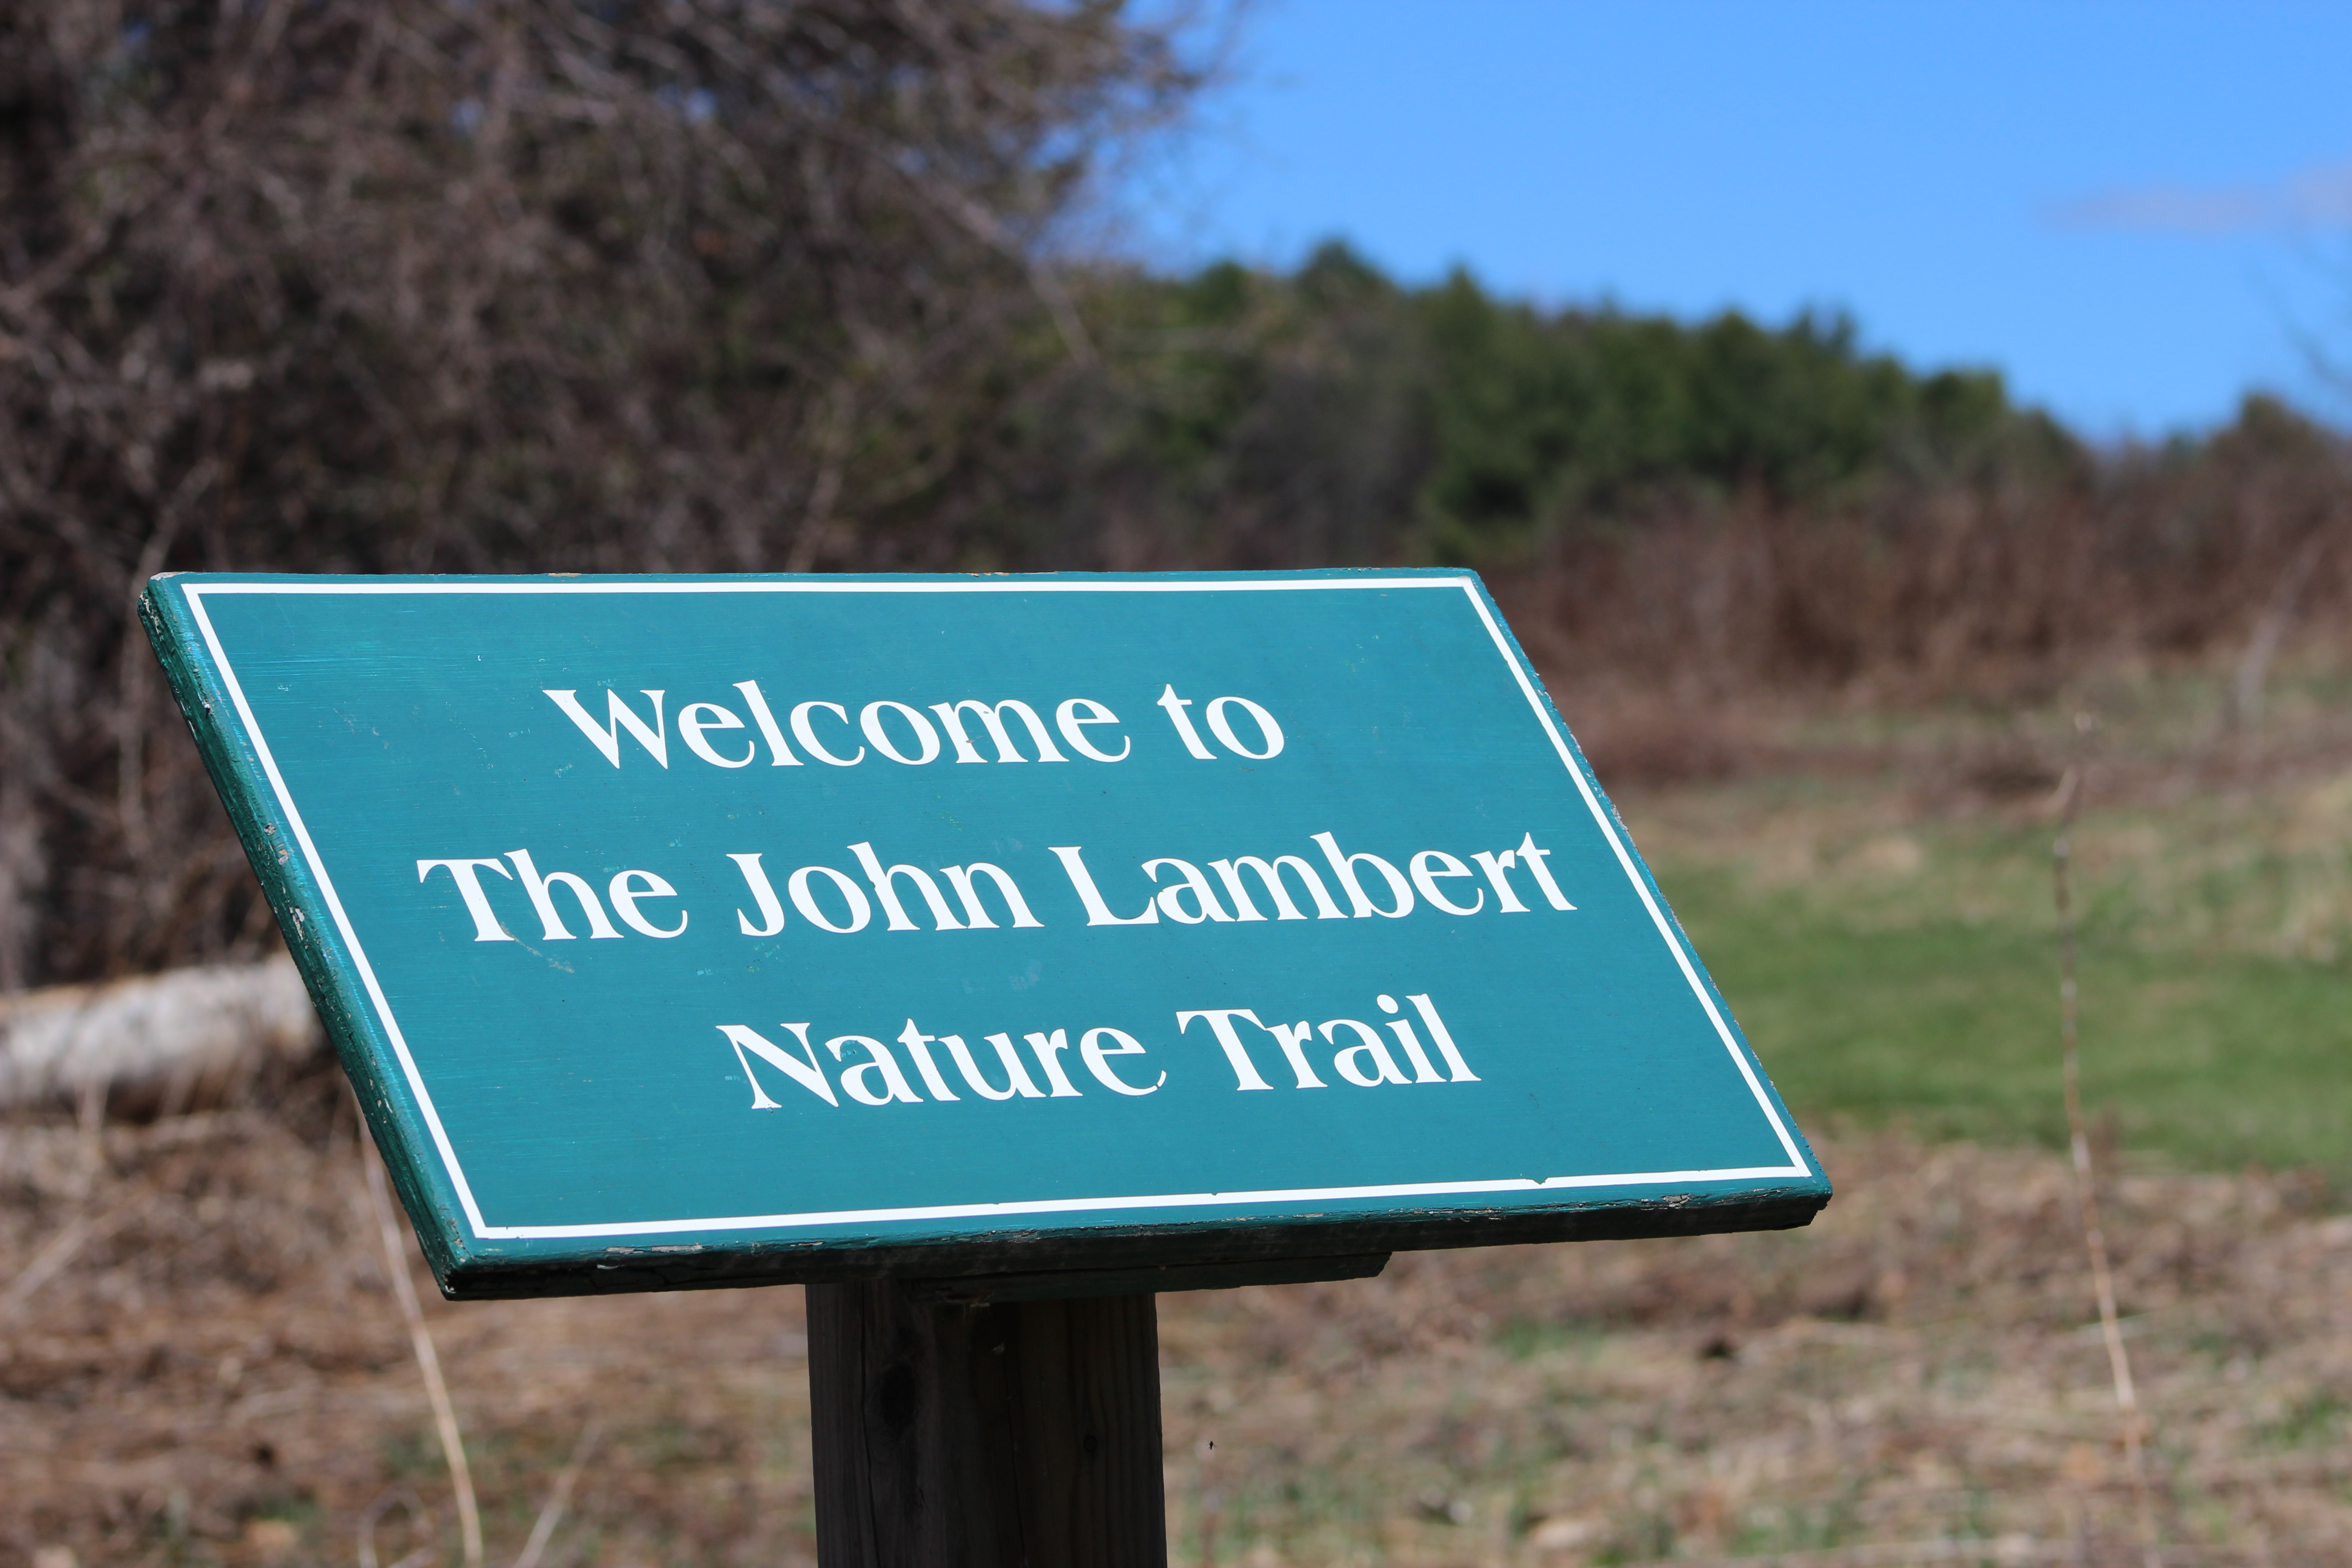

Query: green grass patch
[[1658, 862, 2352, 1176], [2260, 1390, 2350, 1450], [1492, 1317, 1608, 1362]]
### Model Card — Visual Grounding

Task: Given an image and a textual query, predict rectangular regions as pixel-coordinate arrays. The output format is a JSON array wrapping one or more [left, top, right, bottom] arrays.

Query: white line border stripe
[[1454, 586, 1811, 1172], [513, 1166, 1810, 1240], [186, 591, 497, 1235], [182, 577, 1812, 1243]]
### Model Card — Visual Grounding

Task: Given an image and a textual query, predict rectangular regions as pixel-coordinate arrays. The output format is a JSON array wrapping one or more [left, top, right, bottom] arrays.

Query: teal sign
[[144, 571, 1827, 1296]]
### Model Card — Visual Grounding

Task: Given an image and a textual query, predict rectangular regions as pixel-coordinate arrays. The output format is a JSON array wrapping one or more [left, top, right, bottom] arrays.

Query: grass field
[[14, 1105, 2349, 1566], [1675, 865, 2352, 1175], [1607, 666, 2352, 1179], [13, 662, 2352, 1565]]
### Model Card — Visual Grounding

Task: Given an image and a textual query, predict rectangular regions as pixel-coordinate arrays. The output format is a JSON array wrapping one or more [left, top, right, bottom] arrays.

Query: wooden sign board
[[143, 571, 1828, 1299]]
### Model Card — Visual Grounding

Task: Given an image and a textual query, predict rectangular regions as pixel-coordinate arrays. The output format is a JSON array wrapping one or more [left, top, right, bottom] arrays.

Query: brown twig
[[357, 1485, 432, 1568], [2050, 759, 2162, 1567], [364, 1143, 483, 1568], [0, 1199, 141, 1320], [510, 1418, 601, 1568], [2227, 530, 2329, 735]]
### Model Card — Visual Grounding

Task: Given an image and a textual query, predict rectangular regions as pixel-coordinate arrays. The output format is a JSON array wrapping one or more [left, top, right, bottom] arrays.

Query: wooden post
[[808, 1281, 1167, 1567]]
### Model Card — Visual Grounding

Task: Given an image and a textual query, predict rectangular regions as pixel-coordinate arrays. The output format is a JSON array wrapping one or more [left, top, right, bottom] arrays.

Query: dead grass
[[4, 1078, 2347, 1568], [11, 652, 2352, 1567]]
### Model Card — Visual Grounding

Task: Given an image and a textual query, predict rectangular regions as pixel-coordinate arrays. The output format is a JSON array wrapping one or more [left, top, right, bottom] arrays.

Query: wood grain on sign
[[142, 570, 1829, 1298]]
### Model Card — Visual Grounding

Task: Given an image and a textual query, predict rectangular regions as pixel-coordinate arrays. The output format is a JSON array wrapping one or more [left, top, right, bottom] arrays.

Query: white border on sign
[[180, 576, 1814, 1241]]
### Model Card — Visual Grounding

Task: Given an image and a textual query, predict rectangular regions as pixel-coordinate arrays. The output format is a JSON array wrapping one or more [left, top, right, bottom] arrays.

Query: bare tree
[[0, 0, 1203, 987]]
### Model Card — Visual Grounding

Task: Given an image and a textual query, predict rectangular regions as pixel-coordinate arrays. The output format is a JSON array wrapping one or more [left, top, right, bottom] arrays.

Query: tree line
[[2, 1, 2346, 988]]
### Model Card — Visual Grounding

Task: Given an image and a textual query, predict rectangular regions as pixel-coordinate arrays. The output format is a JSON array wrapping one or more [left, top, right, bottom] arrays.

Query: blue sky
[[1113, 2, 2352, 438]]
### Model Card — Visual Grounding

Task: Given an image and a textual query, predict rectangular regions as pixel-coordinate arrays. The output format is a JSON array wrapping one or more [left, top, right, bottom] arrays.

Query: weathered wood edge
[[436, 1185, 1829, 1300], [138, 577, 476, 1280], [905, 1253, 1391, 1305]]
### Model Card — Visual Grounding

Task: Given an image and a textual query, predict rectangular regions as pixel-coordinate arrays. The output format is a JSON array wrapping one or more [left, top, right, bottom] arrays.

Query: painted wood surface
[[140, 571, 1829, 1297], [808, 1283, 1166, 1568]]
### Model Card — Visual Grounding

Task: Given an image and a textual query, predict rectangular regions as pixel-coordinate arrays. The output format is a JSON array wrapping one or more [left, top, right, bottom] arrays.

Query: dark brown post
[[807, 1281, 1167, 1567]]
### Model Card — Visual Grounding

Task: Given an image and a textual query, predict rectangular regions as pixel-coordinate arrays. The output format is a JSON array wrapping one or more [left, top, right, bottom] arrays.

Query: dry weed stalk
[[364, 1141, 484, 1568], [355, 1486, 435, 1568], [510, 1419, 601, 1568], [2050, 759, 2161, 1567], [0, 1198, 133, 1320], [2226, 530, 2330, 734]]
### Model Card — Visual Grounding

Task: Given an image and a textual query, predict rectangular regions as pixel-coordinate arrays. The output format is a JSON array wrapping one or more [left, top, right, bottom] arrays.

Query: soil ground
[[5, 1088, 2348, 1565], [10, 661, 2352, 1566]]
